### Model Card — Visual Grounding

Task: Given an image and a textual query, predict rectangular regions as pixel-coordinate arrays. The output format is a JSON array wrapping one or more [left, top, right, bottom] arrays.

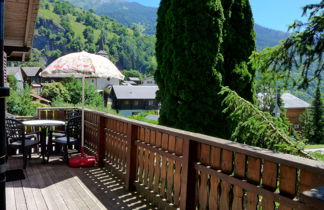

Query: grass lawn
[[305, 144, 324, 149]]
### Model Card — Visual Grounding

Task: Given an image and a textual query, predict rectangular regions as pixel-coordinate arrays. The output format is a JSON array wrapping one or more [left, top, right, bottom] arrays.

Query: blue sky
[[128, 0, 319, 32]]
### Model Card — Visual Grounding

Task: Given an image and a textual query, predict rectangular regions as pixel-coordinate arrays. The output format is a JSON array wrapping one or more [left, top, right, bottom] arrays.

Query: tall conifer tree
[[312, 79, 324, 143], [155, 0, 255, 138], [221, 0, 256, 102]]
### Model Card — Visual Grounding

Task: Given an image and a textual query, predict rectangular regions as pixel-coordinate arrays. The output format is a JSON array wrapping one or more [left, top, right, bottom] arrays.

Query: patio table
[[23, 120, 65, 162]]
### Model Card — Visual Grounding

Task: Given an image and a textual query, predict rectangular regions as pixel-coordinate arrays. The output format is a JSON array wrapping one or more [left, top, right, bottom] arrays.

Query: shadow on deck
[[6, 156, 157, 210]]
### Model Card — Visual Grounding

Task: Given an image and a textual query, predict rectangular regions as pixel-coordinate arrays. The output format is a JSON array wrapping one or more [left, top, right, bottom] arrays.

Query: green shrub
[[41, 82, 70, 102]]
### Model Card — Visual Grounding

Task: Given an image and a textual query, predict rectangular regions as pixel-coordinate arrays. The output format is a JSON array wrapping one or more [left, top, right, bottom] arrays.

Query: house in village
[[110, 85, 159, 116], [128, 77, 141, 85], [6, 67, 24, 89], [142, 76, 156, 86], [281, 93, 311, 129], [21, 66, 42, 85]]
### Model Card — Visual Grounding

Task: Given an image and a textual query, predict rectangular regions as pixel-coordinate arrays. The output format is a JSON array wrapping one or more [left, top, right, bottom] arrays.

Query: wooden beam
[[24, 0, 33, 46], [4, 39, 24, 47]]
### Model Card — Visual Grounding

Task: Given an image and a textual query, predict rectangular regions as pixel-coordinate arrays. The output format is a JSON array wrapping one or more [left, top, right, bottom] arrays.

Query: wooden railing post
[[180, 139, 197, 210], [125, 123, 138, 190], [301, 186, 324, 210], [97, 116, 106, 167]]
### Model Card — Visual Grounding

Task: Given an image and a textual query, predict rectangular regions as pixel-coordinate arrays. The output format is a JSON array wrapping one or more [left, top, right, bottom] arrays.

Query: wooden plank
[[279, 165, 297, 210], [154, 153, 161, 193], [175, 137, 183, 156], [162, 133, 169, 150], [211, 146, 221, 169], [246, 156, 261, 210], [145, 128, 150, 143], [160, 155, 167, 198], [21, 168, 38, 210], [220, 149, 233, 210], [195, 164, 305, 209], [280, 165, 297, 198], [126, 124, 138, 190], [167, 159, 174, 203], [300, 170, 313, 193], [262, 161, 278, 210], [148, 148, 155, 189], [143, 148, 150, 186], [156, 132, 162, 148], [137, 146, 144, 183], [5, 181, 17, 210], [198, 144, 210, 209], [180, 139, 198, 210], [232, 153, 246, 210], [173, 160, 181, 207]]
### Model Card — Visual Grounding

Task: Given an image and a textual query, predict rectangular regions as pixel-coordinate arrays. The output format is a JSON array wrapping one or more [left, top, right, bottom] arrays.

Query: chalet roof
[[281, 93, 311, 109], [129, 77, 141, 82], [122, 81, 137, 85], [113, 85, 158, 99], [4, 0, 40, 61], [30, 93, 52, 104], [6, 67, 21, 75], [21, 67, 42, 77]]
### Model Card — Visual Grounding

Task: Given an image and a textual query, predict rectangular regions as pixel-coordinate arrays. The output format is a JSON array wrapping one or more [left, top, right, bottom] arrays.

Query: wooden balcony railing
[[37, 107, 324, 210]]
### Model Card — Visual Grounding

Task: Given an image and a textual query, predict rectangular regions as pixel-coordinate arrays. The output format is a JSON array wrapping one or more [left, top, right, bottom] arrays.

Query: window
[[123, 100, 129, 105], [133, 100, 139, 106], [293, 124, 300, 129], [148, 100, 154, 106]]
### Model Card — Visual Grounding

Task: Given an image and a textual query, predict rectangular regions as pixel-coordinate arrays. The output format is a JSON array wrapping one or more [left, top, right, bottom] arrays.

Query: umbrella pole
[[81, 75, 85, 156]]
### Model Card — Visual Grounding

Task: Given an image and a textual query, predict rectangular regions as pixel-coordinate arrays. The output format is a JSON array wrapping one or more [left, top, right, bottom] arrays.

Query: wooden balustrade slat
[[154, 154, 161, 193], [140, 127, 145, 141], [279, 165, 297, 210], [167, 159, 174, 203], [148, 149, 155, 189], [162, 133, 168, 150], [198, 144, 210, 209], [175, 137, 183, 156], [168, 136, 176, 153], [220, 149, 233, 210], [47, 110, 54, 119], [174, 161, 181, 207], [150, 130, 156, 145], [300, 170, 313, 193], [160, 156, 167, 198], [156, 132, 162, 148], [261, 161, 278, 210], [40, 110, 46, 119], [232, 153, 246, 210], [209, 146, 221, 210], [145, 128, 150, 143], [247, 156, 261, 210], [211, 147, 221, 170], [144, 148, 150, 186], [137, 147, 144, 183]]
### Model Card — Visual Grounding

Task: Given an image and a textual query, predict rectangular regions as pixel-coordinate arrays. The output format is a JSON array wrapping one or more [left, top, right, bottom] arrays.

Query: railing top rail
[[38, 107, 324, 174]]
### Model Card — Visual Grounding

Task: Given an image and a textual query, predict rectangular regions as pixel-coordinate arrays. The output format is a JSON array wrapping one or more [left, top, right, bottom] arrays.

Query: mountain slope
[[32, 0, 156, 74], [65, 0, 290, 50]]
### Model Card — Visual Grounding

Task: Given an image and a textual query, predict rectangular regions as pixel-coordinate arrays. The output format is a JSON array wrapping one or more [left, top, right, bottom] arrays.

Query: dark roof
[[6, 67, 21, 75], [112, 85, 158, 99], [21, 67, 42, 77]]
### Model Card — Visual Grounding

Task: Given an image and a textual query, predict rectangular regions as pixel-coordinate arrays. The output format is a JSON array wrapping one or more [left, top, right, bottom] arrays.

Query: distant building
[[6, 67, 24, 89], [110, 85, 159, 116], [21, 67, 42, 85], [128, 77, 141, 85], [142, 76, 156, 86], [281, 93, 311, 128]]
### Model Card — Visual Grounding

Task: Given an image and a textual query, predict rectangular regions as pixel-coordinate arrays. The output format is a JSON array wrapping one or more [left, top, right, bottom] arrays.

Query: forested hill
[[65, 0, 290, 50], [32, 0, 156, 74]]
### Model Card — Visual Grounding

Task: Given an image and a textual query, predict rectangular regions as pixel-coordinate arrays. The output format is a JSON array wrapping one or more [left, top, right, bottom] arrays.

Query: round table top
[[23, 120, 65, 127]]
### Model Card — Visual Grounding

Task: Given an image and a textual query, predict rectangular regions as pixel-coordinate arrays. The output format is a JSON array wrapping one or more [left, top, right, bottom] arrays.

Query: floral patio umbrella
[[40, 51, 124, 167], [40, 51, 124, 79]]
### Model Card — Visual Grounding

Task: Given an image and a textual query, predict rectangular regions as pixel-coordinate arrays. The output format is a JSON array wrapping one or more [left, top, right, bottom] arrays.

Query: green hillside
[[32, 0, 156, 74], [65, 0, 289, 50]]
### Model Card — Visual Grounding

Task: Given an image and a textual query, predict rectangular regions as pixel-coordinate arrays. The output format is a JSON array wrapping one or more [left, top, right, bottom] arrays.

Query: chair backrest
[[5, 118, 25, 143], [65, 109, 81, 122], [66, 116, 81, 139]]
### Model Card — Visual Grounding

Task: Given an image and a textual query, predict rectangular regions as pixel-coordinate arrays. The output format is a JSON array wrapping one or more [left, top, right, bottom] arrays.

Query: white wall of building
[[85, 77, 120, 90]]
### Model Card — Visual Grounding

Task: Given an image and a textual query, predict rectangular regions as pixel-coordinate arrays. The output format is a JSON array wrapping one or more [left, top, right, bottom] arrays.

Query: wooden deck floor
[[6, 156, 156, 210]]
